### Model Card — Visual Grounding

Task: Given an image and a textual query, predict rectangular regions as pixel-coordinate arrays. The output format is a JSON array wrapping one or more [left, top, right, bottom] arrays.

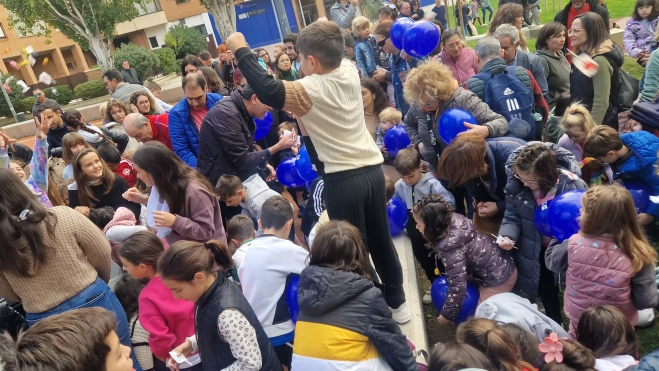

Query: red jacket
[[115, 158, 137, 187], [147, 113, 173, 151]]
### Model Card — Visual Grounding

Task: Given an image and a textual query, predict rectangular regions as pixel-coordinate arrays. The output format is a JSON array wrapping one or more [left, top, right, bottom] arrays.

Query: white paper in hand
[[572, 52, 599, 78], [169, 351, 192, 366]]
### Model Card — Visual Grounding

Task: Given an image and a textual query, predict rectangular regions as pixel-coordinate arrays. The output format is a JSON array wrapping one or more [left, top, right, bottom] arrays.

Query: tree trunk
[[205, 0, 237, 42], [88, 35, 114, 71]]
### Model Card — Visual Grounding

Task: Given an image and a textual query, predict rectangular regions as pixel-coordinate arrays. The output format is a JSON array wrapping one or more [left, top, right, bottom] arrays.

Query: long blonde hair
[[560, 103, 596, 136], [580, 186, 658, 274]]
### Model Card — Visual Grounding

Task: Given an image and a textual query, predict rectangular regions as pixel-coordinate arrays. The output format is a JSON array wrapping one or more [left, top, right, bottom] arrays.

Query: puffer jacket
[[465, 137, 526, 219], [623, 18, 659, 59], [240, 173, 280, 220], [499, 142, 588, 302], [635, 350, 659, 371], [615, 131, 659, 218], [433, 213, 516, 322], [292, 265, 418, 371], [393, 172, 455, 209], [168, 92, 223, 168], [402, 87, 509, 169]]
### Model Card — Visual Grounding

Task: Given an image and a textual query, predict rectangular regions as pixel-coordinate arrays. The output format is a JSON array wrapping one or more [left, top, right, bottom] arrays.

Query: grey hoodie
[[393, 172, 456, 210], [534, 50, 571, 110], [240, 174, 281, 220]]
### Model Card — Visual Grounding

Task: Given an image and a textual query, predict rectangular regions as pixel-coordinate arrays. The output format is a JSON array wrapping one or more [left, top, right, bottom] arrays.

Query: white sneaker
[[390, 303, 411, 324], [423, 289, 432, 305], [482, 23, 488, 27]]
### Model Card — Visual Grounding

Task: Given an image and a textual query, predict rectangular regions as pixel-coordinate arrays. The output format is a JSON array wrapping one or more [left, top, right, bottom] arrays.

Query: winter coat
[[635, 350, 659, 371], [168, 93, 222, 168], [355, 37, 377, 78], [435, 48, 478, 84], [388, 53, 421, 116], [121, 68, 142, 85], [556, 134, 614, 183], [434, 213, 516, 321], [292, 265, 419, 371], [393, 172, 455, 209], [640, 48, 659, 102], [570, 40, 624, 127], [624, 18, 659, 59], [329, 1, 362, 29], [197, 90, 272, 185], [534, 50, 571, 109], [499, 142, 588, 302], [46, 124, 69, 157], [554, 0, 610, 32], [240, 173, 281, 220], [465, 137, 526, 219], [615, 131, 659, 218], [544, 234, 659, 328]]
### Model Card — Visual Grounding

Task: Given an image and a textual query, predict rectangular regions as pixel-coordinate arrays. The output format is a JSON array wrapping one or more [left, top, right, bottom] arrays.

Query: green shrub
[[165, 24, 207, 59], [113, 43, 160, 80], [45, 85, 73, 106], [19, 97, 36, 114], [156, 48, 178, 75], [74, 80, 109, 100], [0, 74, 26, 118]]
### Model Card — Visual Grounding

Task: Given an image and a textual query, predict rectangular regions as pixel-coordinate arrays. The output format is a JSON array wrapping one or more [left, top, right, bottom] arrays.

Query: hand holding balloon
[[457, 123, 489, 139]]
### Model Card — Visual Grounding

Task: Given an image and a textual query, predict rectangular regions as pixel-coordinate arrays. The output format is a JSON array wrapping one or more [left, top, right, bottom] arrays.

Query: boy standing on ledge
[[227, 19, 410, 322]]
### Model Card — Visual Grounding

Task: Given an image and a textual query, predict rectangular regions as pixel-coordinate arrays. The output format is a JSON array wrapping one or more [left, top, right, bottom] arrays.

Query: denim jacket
[[389, 53, 421, 116], [355, 37, 377, 78]]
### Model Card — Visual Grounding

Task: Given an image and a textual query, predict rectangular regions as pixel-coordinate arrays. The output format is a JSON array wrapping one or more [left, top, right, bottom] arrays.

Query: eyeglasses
[[377, 36, 389, 47], [444, 41, 462, 50], [258, 53, 267, 58], [33, 93, 41, 98], [514, 173, 537, 185], [568, 28, 583, 34]]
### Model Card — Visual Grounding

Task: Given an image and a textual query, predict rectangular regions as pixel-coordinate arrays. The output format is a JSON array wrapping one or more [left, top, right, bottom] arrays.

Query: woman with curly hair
[[105, 99, 139, 152], [488, 4, 529, 51], [129, 91, 157, 116]]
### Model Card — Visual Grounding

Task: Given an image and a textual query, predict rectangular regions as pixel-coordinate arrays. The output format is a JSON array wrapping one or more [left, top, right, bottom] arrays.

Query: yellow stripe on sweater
[[293, 321, 381, 362]]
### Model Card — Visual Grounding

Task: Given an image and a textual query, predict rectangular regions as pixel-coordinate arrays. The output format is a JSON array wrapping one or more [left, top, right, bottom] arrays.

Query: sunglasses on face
[[377, 36, 389, 47]]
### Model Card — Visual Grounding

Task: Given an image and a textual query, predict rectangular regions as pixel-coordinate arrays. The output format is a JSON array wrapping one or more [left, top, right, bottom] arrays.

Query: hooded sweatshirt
[[393, 172, 455, 210], [240, 174, 281, 220], [534, 50, 571, 109], [292, 265, 418, 371]]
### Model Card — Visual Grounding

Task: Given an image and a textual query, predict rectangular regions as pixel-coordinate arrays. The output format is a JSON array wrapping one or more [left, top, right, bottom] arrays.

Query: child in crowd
[[351, 16, 378, 78], [499, 143, 587, 325], [113, 274, 154, 371], [300, 177, 325, 243], [0, 116, 51, 207], [238, 196, 308, 368], [159, 240, 281, 371], [228, 21, 411, 321], [292, 220, 418, 371], [413, 195, 517, 325], [456, 318, 536, 371], [226, 214, 256, 285], [104, 206, 147, 244], [377, 107, 402, 164], [624, 0, 659, 59], [545, 186, 659, 335], [69, 148, 141, 220], [145, 80, 174, 112], [61, 132, 93, 181], [62, 109, 129, 153], [98, 142, 138, 187], [0, 308, 135, 371], [393, 148, 454, 304], [544, 92, 571, 143], [119, 232, 202, 371], [576, 305, 640, 371], [428, 342, 494, 371], [539, 337, 597, 371], [276, 121, 299, 160], [499, 323, 541, 368], [584, 126, 659, 226]]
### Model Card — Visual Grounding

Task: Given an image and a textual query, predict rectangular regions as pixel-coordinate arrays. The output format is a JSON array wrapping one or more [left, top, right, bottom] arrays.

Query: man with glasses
[[31, 88, 60, 121], [554, 0, 609, 52]]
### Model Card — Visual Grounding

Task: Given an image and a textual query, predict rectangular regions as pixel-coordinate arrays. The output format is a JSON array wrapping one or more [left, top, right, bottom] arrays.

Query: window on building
[[176, 0, 191, 3], [179, 19, 186, 25], [13, 20, 46, 38], [194, 25, 207, 36], [0, 23, 5, 38], [134, 0, 161, 15], [149, 36, 159, 48]]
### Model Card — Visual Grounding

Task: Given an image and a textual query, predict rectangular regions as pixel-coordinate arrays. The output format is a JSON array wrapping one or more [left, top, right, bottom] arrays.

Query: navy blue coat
[[499, 142, 588, 302], [465, 137, 526, 219]]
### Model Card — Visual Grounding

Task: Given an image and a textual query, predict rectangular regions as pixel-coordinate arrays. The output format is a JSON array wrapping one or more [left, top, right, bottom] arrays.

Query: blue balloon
[[431, 275, 479, 324], [384, 125, 411, 157], [254, 112, 273, 141], [548, 190, 585, 242], [438, 109, 477, 144], [387, 197, 408, 236], [402, 21, 441, 58], [276, 158, 305, 188], [306, 179, 314, 190], [296, 147, 318, 181], [286, 275, 300, 323], [390, 18, 415, 50], [534, 201, 553, 237], [624, 180, 650, 214]]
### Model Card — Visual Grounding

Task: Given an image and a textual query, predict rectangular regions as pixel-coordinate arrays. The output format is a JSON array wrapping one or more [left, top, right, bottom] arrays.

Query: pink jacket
[[138, 277, 197, 359], [435, 48, 478, 84], [564, 234, 639, 328]]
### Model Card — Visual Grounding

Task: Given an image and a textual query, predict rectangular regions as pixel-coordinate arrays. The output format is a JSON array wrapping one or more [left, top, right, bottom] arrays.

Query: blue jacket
[[465, 137, 526, 219], [635, 350, 659, 371], [617, 131, 659, 217], [354, 37, 377, 78], [168, 93, 223, 168], [388, 53, 420, 117], [499, 142, 587, 302]]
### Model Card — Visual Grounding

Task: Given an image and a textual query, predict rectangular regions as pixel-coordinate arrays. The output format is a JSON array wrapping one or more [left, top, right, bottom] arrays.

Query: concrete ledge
[[610, 28, 624, 51]]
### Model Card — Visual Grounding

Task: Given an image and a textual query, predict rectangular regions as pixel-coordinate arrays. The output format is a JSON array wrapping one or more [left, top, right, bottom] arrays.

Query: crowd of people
[[2, 0, 659, 370]]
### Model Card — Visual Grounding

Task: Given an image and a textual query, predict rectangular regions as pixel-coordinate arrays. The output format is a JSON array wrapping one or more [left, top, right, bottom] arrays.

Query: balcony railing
[[134, 0, 162, 16]]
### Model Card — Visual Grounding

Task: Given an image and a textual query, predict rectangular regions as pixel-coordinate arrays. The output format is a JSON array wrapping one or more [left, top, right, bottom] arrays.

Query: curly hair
[[488, 4, 528, 51], [129, 91, 156, 115], [403, 60, 457, 105], [412, 194, 453, 245], [105, 99, 130, 124]]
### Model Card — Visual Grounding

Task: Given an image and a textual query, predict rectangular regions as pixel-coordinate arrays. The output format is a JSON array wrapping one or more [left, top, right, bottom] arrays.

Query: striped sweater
[[235, 48, 383, 175]]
